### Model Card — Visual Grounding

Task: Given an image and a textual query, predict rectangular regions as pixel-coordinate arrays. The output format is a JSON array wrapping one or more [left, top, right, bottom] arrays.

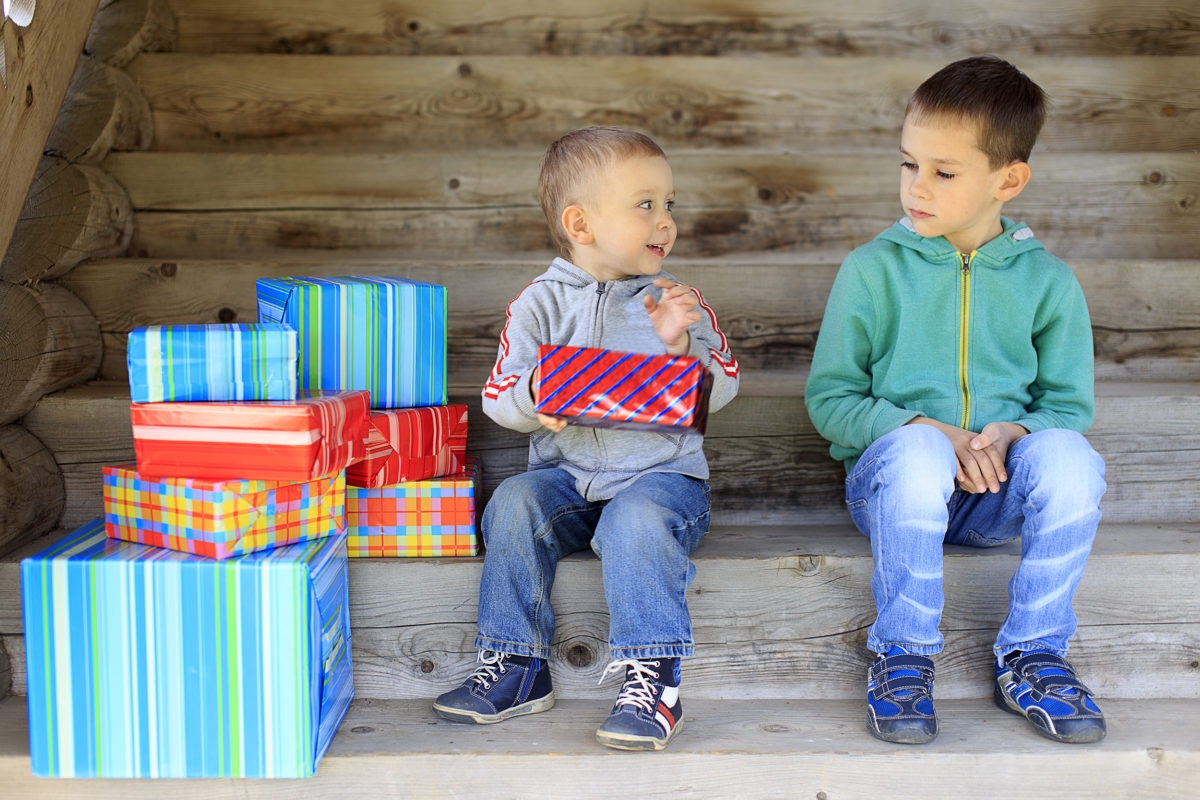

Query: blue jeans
[[845, 425, 1106, 660], [475, 468, 711, 660]]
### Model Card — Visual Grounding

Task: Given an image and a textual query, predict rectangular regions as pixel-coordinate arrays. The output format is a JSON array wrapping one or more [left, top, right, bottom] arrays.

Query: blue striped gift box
[[256, 276, 447, 409], [127, 323, 298, 403], [21, 518, 353, 778]]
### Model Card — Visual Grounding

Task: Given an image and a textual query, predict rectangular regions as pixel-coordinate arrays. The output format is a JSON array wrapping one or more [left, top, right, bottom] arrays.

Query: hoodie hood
[[880, 216, 1046, 268]]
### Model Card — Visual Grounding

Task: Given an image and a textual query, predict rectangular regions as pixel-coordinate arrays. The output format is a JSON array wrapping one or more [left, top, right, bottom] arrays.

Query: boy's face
[[568, 154, 676, 283], [899, 114, 1013, 253]]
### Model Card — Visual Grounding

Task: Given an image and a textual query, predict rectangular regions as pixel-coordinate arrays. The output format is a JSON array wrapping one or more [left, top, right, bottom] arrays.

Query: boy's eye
[[901, 160, 917, 171], [638, 200, 653, 210], [936, 170, 956, 180], [665, 199, 675, 212]]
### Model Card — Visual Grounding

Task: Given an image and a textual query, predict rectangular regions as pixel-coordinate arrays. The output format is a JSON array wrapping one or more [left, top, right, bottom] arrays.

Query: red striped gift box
[[131, 389, 370, 482], [346, 404, 468, 488], [535, 345, 712, 434]]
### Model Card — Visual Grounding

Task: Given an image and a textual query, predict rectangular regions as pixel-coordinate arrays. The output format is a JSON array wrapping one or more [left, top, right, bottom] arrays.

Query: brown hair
[[906, 55, 1047, 169], [538, 126, 668, 257]]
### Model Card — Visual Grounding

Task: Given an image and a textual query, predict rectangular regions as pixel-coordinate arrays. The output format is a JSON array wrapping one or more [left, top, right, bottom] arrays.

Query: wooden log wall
[[0, 0, 164, 556]]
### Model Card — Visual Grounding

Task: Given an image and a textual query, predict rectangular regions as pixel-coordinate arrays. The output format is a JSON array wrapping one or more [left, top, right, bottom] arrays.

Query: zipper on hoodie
[[590, 281, 607, 346], [957, 251, 976, 429]]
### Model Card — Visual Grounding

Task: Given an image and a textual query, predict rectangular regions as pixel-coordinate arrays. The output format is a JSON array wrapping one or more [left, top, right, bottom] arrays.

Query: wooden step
[[61, 257, 1200, 383], [122, 54, 1199, 154], [18, 380, 1200, 531], [168, 0, 1200, 57], [0, 695, 1196, 797], [3, 523, 1198, 701]]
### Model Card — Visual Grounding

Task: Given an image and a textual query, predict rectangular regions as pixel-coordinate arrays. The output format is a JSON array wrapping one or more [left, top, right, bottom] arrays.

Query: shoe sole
[[993, 685, 1106, 744], [866, 708, 938, 745], [595, 718, 683, 751], [433, 692, 556, 724]]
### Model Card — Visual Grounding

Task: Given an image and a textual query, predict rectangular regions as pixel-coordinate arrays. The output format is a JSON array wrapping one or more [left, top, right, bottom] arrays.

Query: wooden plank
[[0, 425, 62, 558], [109, 152, 1200, 261], [1, 695, 1196, 798], [3, 524, 1198, 700], [121, 54, 1200, 153], [46, 54, 153, 164], [19, 381, 1200, 529], [0, 0, 100, 260], [167, 0, 1200, 57], [60, 257, 1200, 384]]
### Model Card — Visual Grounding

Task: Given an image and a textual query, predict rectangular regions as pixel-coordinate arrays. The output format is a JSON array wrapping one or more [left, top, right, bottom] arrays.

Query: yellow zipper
[[958, 251, 976, 429]]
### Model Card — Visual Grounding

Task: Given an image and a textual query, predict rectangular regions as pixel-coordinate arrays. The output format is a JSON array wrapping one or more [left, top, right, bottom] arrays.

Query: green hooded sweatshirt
[[805, 217, 1095, 474]]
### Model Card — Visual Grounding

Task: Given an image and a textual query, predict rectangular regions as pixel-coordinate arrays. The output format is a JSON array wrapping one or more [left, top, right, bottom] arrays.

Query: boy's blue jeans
[[474, 467, 711, 661], [845, 425, 1106, 661]]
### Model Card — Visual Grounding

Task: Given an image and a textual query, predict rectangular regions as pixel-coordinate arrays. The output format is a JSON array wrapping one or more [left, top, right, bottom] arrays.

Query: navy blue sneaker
[[595, 658, 683, 751], [994, 649, 1106, 743], [866, 646, 938, 744], [433, 650, 555, 724]]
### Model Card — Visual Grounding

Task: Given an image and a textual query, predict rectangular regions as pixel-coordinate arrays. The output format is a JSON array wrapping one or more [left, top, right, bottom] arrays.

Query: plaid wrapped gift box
[[256, 275, 447, 409], [131, 389, 370, 482], [21, 518, 353, 778], [127, 323, 298, 403], [103, 463, 345, 560], [346, 404, 468, 488], [535, 344, 713, 435], [346, 457, 479, 557]]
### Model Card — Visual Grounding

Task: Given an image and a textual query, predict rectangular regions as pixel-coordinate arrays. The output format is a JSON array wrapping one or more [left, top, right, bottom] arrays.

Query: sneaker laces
[[600, 658, 661, 714], [466, 650, 511, 690]]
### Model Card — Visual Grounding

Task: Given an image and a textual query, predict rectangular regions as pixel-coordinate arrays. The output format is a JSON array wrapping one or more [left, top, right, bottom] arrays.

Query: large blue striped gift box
[[256, 276, 447, 409], [21, 518, 353, 778], [127, 323, 298, 403]]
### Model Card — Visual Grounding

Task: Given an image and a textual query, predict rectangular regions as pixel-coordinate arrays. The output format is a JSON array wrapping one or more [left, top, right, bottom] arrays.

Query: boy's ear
[[561, 204, 594, 246], [996, 161, 1032, 202]]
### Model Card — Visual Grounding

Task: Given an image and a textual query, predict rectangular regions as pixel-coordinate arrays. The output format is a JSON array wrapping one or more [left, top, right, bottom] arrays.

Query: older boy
[[434, 126, 740, 751], [805, 56, 1107, 745]]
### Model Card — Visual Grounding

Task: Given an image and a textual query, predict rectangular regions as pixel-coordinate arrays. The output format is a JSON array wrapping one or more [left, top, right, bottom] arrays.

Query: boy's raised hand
[[644, 277, 701, 355]]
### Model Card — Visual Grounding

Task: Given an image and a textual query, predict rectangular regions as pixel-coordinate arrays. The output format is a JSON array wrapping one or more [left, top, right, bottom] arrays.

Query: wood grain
[[122, 55, 1200, 153], [167, 0, 1200, 57]]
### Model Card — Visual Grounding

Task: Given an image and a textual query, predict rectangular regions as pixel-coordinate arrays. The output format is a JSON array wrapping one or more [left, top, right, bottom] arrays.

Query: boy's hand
[[530, 365, 568, 432], [910, 418, 1026, 494], [536, 413, 568, 433], [962, 421, 1028, 493], [644, 277, 701, 355]]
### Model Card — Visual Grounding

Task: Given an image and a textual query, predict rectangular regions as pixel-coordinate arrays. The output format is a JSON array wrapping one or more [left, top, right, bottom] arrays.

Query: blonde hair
[[538, 126, 667, 257]]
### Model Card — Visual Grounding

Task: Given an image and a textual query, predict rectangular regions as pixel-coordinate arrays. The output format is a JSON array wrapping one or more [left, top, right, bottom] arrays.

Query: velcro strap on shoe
[[1011, 652, 1094, 697], [870, 653, 935, 680]]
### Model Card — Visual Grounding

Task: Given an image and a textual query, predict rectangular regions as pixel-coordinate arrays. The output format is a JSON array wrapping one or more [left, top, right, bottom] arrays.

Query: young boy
[[805, 56, 1107, 745], [433, 126, 740, 751]]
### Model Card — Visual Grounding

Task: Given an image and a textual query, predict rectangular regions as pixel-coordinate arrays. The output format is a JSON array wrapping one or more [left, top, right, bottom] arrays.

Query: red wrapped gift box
[[535, 345, 712, 434], [346, 404, 468, 488], [131, 389, 370, 481]]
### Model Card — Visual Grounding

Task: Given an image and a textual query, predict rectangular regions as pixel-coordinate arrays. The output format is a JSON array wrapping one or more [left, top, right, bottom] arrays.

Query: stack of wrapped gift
[[21, 322, 366, 778], [258, 276, 481, 558]]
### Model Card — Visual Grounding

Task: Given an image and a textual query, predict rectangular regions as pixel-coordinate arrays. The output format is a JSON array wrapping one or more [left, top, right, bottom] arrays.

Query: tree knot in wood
[[564, 642, 594, 668], [350, 726, 374, 735], [217, 307, 237, 323], [792, 555, 822, 577], [420, 659, 435, 673], [157, 262, 177, 278]]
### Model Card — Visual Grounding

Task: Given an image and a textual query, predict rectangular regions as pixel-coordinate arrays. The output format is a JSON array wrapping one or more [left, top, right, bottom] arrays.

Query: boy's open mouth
[[647, 244, 666, 256]]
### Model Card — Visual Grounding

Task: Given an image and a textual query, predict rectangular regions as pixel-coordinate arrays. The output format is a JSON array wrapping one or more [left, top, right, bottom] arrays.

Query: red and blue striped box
[[103, 463, 345, 560], [535, 344, 712, 434], [346, 404, 468, 488], [20, 518, 353, 778], [127, 323, 298, 403], [346, 457, 479, 557], [256, 276, 447, 409]]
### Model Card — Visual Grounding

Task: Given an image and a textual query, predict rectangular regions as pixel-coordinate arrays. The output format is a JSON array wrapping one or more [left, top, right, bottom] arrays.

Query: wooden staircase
[[1, 1, 1198, 797]]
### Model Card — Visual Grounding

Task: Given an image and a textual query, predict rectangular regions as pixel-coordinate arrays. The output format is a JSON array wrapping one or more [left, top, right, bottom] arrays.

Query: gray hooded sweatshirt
[[483, 257, 741, 501]]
